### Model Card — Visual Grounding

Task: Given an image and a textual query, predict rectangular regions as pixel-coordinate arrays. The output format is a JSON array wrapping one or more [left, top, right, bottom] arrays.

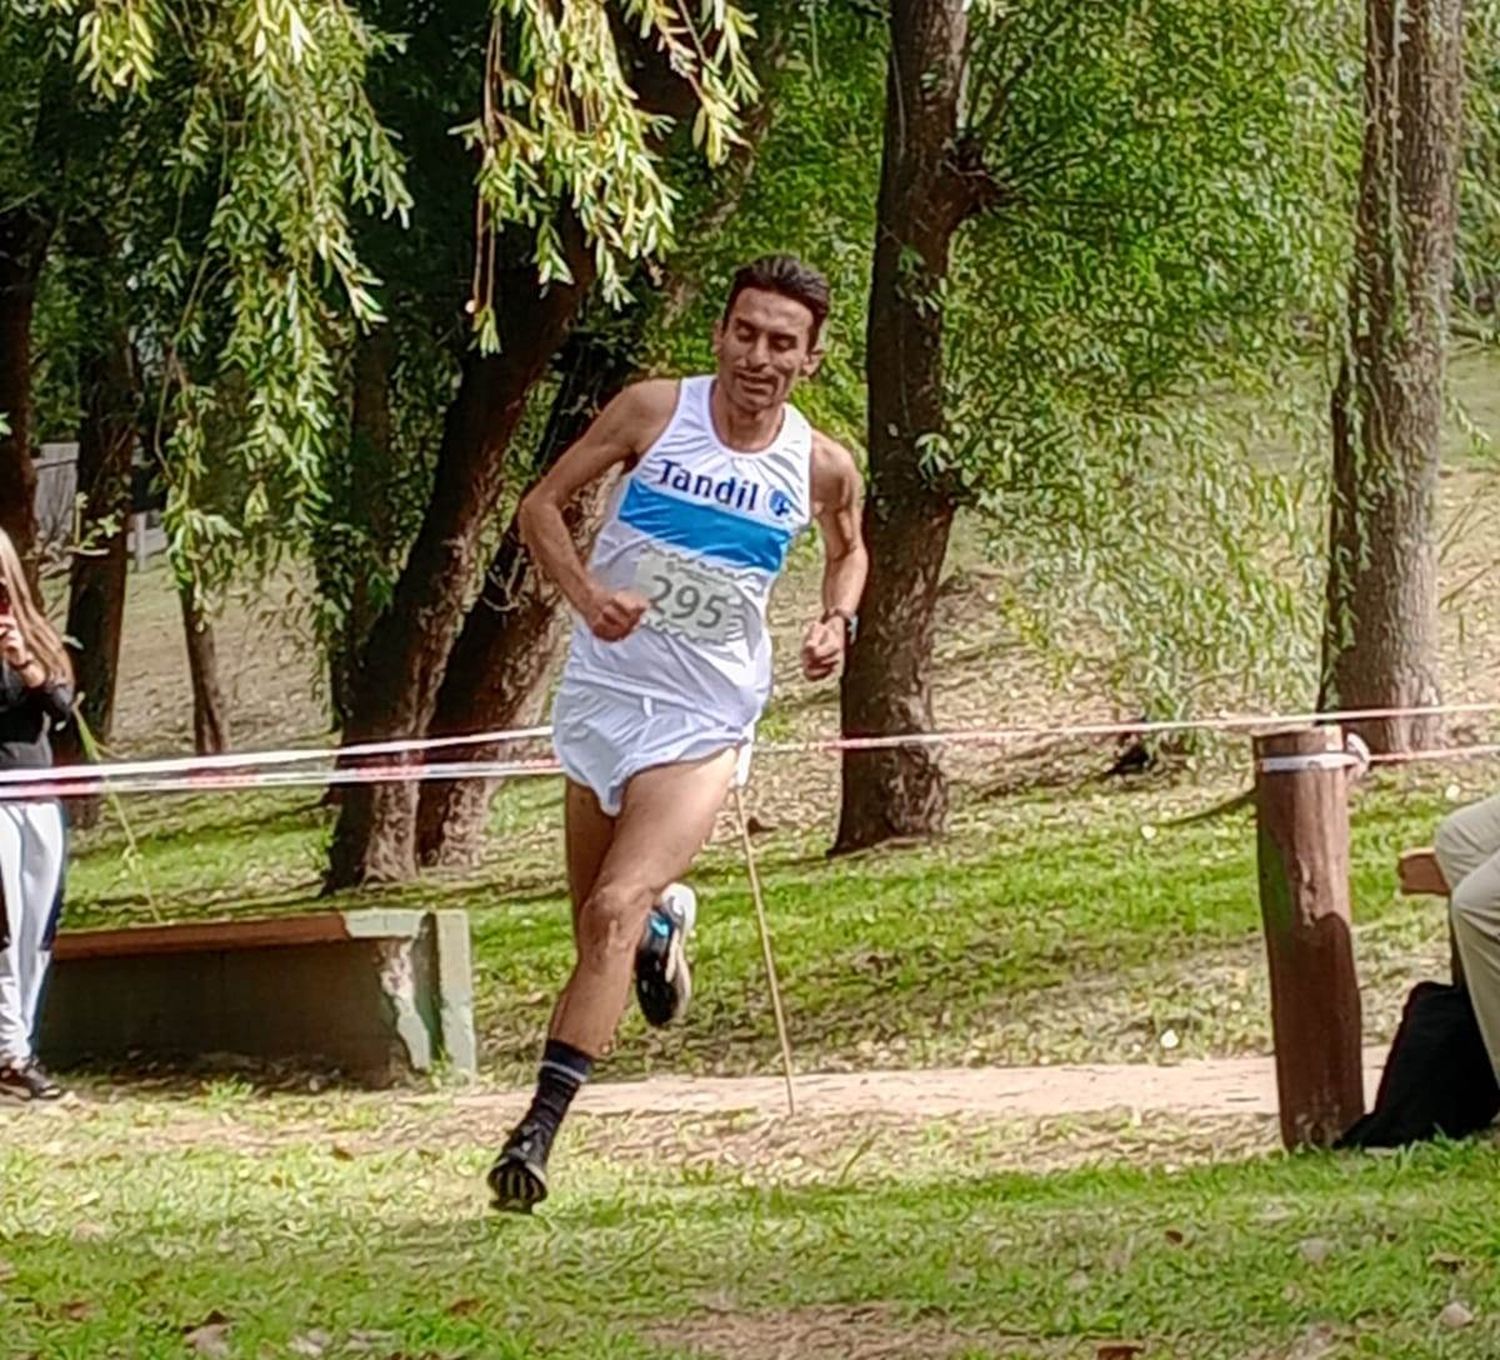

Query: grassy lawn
[[12, 353, 1499, 1358], [55, 349, 1500, 1081], [4, 1092, 1499, 1358], [63, 759, 1468, 1081]]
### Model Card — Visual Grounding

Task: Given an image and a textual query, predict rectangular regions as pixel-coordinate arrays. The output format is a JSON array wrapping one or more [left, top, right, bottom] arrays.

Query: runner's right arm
[[518, 380, 678, 641]]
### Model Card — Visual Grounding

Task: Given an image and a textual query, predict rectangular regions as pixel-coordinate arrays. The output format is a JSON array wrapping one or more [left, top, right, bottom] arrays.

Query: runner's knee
[[577, 880, 653, 962]]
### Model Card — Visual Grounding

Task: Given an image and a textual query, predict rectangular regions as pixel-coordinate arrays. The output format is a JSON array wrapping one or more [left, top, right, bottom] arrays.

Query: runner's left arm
[[801, 433, 868, 681]]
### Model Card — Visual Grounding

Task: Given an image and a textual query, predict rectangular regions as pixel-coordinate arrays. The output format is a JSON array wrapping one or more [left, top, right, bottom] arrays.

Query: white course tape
[[0, 698, 1497, 798], [1257, 752, 1363, 775], [0, 724, 554, 788], [1256, 733, 1372, 778], [0, 758, 562, 802]]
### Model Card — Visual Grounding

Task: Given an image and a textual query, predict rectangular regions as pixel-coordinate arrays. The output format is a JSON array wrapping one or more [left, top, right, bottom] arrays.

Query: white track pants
[[0, 800, 66, 1064]]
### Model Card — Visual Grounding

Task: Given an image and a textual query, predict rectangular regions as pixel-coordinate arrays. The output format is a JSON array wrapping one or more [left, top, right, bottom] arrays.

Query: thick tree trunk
[[414, 327, 637, 866], [833, 0, 973, 855], [52, 269, 137, 826], [325, 232, 598, 889], [326, 39, 738, 889], [412, 69, 779, 868], [413, 482, 611, 866], [180, 580, 230, 756], [0, 60, 70, 583], [1320, 0, 1464, 754], [329, 328, 396, 730], [0, 209, 49, 581]]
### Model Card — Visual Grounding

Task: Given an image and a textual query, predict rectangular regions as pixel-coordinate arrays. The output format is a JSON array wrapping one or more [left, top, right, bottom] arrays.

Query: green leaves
[[38, 1, 415, 595], [463, 0, 759, 344], [636, 0, 884, 440], [939, 0, 1356, 718], [1457, 0, 1500, 343], [57, 0, 163, 93], [22, 0, 758, 604]]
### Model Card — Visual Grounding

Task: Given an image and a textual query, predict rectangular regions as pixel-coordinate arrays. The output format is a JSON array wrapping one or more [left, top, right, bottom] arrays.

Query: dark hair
[[723, 255, 830, 345]]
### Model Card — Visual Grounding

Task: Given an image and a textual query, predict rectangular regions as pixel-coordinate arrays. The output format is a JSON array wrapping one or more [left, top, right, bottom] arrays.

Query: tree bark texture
[[834, 0, 974, 855], [328, 327, 396, 731], [1321, 0, 1465, 753], [53, 244, 138, 825], [0, 208, 49, 581], [325, 230, 598, 889], [180, 578, 230, 756], [414, 325, 639, 867]]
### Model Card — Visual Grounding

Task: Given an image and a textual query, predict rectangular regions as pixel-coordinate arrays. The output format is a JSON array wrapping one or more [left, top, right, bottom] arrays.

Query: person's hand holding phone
[[0, 582, 35, 674]]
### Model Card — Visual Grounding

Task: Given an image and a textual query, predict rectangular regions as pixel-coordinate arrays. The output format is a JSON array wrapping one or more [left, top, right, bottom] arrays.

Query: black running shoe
[[487, 1120, 553, 1214], [0, 1059, 65, 1103], [634, 883, 697, 1028]]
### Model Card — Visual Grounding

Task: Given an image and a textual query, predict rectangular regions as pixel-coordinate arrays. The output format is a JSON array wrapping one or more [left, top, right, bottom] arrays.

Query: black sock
[[521, 1038, 593, 1142]]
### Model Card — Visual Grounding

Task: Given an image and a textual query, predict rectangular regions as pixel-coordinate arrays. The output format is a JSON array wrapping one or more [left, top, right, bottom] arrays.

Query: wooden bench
[[40, 908, 477, 1086], [1397, 847, 1464, 987]]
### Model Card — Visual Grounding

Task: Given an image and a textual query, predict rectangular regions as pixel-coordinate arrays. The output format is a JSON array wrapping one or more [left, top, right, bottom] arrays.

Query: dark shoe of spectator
[[0, 1059, 66, 1102]]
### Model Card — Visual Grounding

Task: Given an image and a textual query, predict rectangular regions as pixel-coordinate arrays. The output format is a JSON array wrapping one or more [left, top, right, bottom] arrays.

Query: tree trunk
[[0, 208, 49, 581], [52, 264, 138, 827], [1320, 0, 1465, 754], [180, 579, 230, 756], [414, 327, 637, 866], [411, 65, 781, 868], [326, 37, 737, 889], [329, 327, 396, 730], [0, 59, 70, 584], [413, 483, 611, 866], [324, 231, 598, 889], [833, 0, 973, 855]]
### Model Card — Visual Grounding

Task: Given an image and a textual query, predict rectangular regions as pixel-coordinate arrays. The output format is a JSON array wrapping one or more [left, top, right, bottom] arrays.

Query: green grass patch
[[3, 1096, 1499, 1358], [63, 763, 1468, 1080]]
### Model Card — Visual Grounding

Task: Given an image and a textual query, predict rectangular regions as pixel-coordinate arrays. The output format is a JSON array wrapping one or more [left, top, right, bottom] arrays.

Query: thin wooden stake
[[732, 783, 796, 1117]]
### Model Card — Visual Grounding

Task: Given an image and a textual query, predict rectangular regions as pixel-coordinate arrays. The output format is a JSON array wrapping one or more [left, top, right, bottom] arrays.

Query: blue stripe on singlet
[[617, 480, 793, 573]]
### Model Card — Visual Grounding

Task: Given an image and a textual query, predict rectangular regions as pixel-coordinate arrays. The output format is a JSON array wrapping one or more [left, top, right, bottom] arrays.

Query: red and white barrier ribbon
[[0, 723, 554, 790], [1, 700, 1498, 800]]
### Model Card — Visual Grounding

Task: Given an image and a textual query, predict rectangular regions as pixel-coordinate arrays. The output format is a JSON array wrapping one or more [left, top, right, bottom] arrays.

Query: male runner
[[488, 255, 867, 1211]]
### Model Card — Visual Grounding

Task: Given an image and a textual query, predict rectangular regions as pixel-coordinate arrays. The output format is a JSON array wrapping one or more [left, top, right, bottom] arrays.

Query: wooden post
[[1253, 724, 1364, 1149]]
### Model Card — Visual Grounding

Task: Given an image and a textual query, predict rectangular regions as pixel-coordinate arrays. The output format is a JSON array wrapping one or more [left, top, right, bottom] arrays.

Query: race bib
[[633, 546, 750, 645]]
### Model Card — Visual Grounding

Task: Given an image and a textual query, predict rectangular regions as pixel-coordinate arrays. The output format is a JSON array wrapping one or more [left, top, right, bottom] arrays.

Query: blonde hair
[[0, 529, 73, 686]]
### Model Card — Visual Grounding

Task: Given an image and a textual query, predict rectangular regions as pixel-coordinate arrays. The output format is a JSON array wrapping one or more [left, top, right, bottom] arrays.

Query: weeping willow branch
[[459, 0, 758, 349]]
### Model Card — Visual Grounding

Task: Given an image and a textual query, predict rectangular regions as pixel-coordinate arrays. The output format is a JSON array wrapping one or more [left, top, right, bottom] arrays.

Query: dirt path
[[6, 1051, 1388, 1177], [452, 1047, 1389, 1121]]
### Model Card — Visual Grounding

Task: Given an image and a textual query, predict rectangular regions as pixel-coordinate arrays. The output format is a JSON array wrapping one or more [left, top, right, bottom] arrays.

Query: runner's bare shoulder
[[612, 377, 681, 460], [809, 428, 863, 514]]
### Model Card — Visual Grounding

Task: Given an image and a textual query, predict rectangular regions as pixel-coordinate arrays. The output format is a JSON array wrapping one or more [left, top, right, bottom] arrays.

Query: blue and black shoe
[[634, 883, 697, 1028], [487, 1120, 553, 1214]]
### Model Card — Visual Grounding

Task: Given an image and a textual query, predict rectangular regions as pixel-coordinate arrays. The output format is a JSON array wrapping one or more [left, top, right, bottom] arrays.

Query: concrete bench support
[[40, 909, 477, 1086]]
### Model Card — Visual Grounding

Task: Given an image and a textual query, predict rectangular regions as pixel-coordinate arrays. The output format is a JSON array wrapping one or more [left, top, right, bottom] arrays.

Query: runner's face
[[713, 288, 822, 414]]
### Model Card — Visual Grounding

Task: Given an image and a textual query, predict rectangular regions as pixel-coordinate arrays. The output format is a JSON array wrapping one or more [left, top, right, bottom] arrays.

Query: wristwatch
[[821, 607, 858, 645]]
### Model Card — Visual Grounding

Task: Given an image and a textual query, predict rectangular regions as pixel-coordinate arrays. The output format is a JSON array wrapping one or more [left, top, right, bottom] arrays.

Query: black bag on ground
[[1337, 981, 1500, 1149]]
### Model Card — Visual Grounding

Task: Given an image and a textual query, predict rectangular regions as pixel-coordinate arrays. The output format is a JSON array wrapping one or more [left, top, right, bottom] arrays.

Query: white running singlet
[[562, 375, 814, 731]]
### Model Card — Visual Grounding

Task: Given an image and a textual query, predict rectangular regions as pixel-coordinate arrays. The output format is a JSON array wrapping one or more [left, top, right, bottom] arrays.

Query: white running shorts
[[551, 682, 753, 816]]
